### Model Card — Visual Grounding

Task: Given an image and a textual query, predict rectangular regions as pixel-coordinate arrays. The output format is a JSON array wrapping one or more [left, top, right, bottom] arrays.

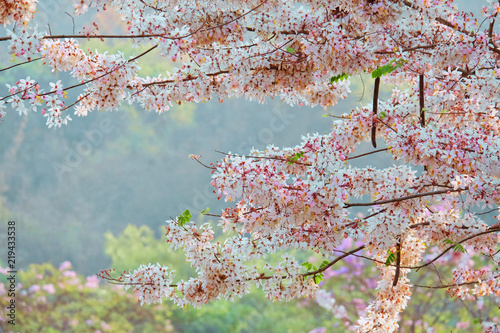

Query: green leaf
[[444, 239, 467, 253], [379, 111, 387, 119], [301, 262, 312, 271], [287, 151, 304, 165], [385, 249, 396, 267], [177, 209, 192, 226], [319, 260, 330, 269], [330, 73, 349, 83], [286, 47, 295, 53], [313, 273, 324, 284], [371, 58, 407, 79], [301, 261, 317, 272], [201, 207, 210, 214]]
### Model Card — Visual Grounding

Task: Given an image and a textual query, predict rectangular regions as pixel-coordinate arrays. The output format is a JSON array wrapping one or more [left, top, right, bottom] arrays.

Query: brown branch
[[375, 118, 398, 133], [0, 57, 42, 73], [413, 273, 500, 289], [214, 150, 312, 166], [414, 227, 500, 271], [303, 245, 366, 277], [409, 222, 430, 229], [141, 69, 231, 88], [190, 155, 216, 170], [346, 148, 389, 160], [344, 188, 465, 208], [375, 44, 439, 54]]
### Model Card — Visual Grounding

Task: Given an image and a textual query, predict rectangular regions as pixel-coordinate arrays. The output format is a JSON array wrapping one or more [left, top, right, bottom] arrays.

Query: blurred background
[[0, 1, 495, 332]]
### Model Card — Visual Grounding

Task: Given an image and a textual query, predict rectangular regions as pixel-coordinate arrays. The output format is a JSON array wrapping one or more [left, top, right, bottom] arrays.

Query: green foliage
[[330, 58, 406, 84], [301, 260, 328, 284], [0, 262, 175, 333], [443, 239, 468, 253], [329, 73, 349, 83], [286, 47, 296, 53], [371, 58, 407, 79], [177, 209, 192, 226], [385, 249, 396, 266], [287, 151, 304, 164], [319, 260, 330, 269]]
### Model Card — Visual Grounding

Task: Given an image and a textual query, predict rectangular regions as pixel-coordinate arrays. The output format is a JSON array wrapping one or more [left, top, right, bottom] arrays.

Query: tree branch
[[344, 188, 465, 208]]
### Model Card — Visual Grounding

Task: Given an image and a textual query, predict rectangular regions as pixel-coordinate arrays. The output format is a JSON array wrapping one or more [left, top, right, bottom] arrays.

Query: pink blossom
[[42, 284, 55, 294]]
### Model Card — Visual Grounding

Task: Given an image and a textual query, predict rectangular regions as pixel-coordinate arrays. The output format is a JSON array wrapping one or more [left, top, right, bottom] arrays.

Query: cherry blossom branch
[[328, 227, 500, 272], [344, 188, 466, 208], [189, 154, 216, 170], [99, 226, 499, 294], [413, 227, 500, 272], [214, 150, 313, 166], [397, 0, 500, 55], [397, 0, 474, 37], [36, 44, 158, 99], [60, 92, 91, 111], [303, 245, 366, 277], [0, 82, 38, 101]]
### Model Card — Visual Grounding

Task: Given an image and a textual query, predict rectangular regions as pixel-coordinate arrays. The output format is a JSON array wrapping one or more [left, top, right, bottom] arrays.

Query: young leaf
[[385, 249, 396, 267], [177, 209, 192, 226], [319, 260, 330, 269], [301, 262, 312, 271], [201, 207, 210, 214], [444, 239, 467, 253], [371, 58, 407, 79], [286, 47, 295, 53], [330, 73, 349, 83], [313, 273, 324, 284], [287, 151, 304, 164]]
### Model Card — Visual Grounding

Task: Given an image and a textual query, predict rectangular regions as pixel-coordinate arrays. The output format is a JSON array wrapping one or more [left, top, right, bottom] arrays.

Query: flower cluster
[[6, 23, 44, 61], [120, 263, 176, 306], [0, 0, 37, 26], [449, 266, 500, 300]]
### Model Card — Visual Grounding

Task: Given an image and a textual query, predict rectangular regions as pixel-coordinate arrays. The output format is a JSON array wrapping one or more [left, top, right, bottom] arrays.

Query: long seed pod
[[371, 77, 380, 148]]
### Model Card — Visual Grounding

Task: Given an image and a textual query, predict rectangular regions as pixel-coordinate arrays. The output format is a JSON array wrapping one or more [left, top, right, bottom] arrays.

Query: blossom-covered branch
[[2, 0, 500, 332]]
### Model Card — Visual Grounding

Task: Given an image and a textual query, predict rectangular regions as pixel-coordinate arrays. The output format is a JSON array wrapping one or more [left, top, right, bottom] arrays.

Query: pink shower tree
[[1, 0, 500, 331]]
